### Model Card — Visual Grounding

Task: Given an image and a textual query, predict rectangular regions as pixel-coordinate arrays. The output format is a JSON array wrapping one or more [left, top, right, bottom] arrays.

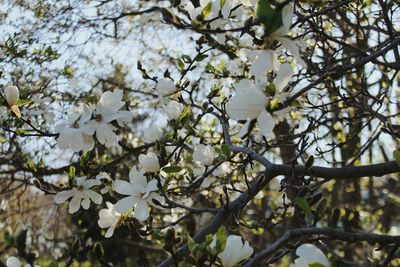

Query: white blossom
[[55, 177, 103, 214], [217, 235, 254, 267], [56, 104, 95, 152], [226, 80, 275, 137], [192, 144, 217, 166], [139, 152, 160, 173], [114, 167, 164, 221], [98, 202, 121, 238], [291, 243, 331, 267], [164, 101, 184, 121], [86, 90, 133, 148], [156, 78, 176, 96]]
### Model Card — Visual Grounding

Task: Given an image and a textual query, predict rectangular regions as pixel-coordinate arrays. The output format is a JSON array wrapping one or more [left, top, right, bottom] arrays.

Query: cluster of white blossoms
[[55, 160, 164, 237], [56, 89, 133, 152]]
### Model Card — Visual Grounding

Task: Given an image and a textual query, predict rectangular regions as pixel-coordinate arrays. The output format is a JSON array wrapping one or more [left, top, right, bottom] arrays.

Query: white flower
[[86, 90, 133, 148], [6, 256, 40, 267], [98, 202, 121, 238], [114, 167, 164, 221], [226, 79, 275, 137], [218, 235, 254, 267], [139, 152, 160, 173], [143, 124, 163, 143], [4, 85, 21, 118], [192, 144, 217, 166], [55, 177, 103, 214], [291, 243, 330, 267], [164, 101, 184, 121], [56, 104, 95, 152], [156, 78, 176, 96]]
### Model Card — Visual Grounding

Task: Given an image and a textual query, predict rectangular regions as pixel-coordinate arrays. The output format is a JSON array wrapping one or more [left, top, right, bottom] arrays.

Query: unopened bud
[[4, 85, 19, 106]]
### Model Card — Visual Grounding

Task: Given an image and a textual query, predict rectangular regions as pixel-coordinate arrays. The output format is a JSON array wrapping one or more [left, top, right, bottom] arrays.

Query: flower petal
[[257, 109, 275, 137]]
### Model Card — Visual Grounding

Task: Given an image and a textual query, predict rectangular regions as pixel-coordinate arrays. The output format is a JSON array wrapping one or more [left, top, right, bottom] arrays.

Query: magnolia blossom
[[98, 202, 122, 238], [55, 177, 103, 214], [114, 167, 164, 221], [164, 100, 184, 121], [6, 256, 39, 267], [192, 144, 217, 166], [143, 124, 164, 143], [291, 244, 331, 267], [139, 152, 160, 172], [226, 80, 275, 137], [4, 85, 21, 118], [156, 78, 176, 96], [86, 90, 133, 148], [217, 235, 254, 267], [56, 104, 95, 152]]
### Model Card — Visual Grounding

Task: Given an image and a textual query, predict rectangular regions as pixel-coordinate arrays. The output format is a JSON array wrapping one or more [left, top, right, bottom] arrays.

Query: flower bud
[[4, 85, 21, 117], [139, 152, 160, 172], [4, 85, 19, 106]]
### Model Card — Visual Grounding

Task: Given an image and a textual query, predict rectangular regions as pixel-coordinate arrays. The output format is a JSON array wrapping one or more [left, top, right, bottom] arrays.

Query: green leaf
[[256, 0, 283, 34], [194, 54, 208, 62], [69, 166, 76, 177], [215, 226, 227, 253], [201, 2, 212, 18], [295, 197, 312, 215], [393, 150, 400, 166], [221, 144, 231, 158], [162, 166, 182, 173], [178, 106, 191, 122], [16, 99, 33, 107], [187, 233, 197, 252]]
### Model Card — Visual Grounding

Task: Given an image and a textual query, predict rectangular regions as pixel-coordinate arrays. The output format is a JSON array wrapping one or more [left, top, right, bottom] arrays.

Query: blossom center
[[95, 114, 103, 122], [77, 185, 85, 191]]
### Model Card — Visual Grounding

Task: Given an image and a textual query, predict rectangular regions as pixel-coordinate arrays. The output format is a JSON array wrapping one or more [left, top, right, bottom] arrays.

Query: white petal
[[278, 37, 306, 67], [85, 189, 103, 204], [55, 190, 75, 204], [156, 78, 176, 96], [294, 244, 330, 267], [257, 109, 275, 137], [81, 198, 90, 209], [134, 200, 150, 221], [104, 224, 117, 238], [6, 256, 21, 267], [115, 196, 135, 214], [114, 180, 136, 195], [226, 80, 267, 120], [274, 63, 293, 93], [69, 195, 82, 214]]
